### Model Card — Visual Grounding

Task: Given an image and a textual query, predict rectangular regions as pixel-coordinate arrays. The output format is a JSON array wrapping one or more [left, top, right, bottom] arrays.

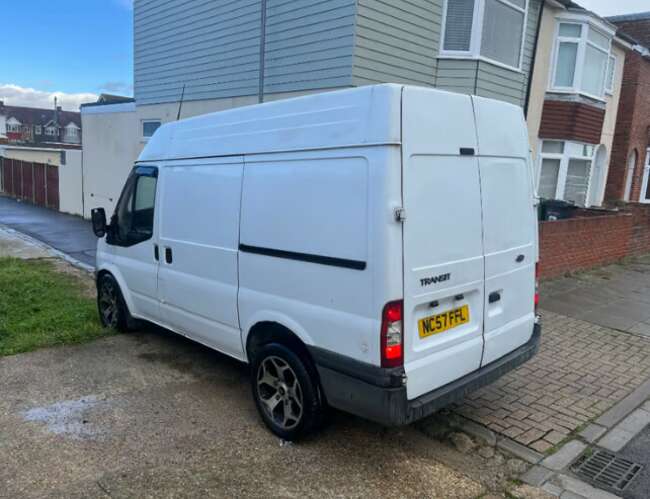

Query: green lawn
[[0, 257, 111, 356]]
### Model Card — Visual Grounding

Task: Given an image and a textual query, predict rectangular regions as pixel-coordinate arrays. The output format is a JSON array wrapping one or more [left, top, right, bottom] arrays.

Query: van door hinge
[[394, 208, 407, 223]]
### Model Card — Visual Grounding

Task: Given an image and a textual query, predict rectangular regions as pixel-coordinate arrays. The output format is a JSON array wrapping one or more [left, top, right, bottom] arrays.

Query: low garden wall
[[539, 204, 650, 279]]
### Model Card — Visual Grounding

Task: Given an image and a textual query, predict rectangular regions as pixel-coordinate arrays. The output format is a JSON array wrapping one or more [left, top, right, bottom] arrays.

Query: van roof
[[138, 84, 526, 162], [139, 84, 405, 162]]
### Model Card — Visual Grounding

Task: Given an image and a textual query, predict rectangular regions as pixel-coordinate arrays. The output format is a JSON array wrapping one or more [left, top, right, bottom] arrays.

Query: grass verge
[[0, 257, 111, 356]]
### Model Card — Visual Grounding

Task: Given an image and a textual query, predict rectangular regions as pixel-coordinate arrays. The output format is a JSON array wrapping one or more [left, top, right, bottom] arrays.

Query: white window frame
[[35, 125, 42, 135], [45, 126, 58, 136], [6, 118, 22, 133], [537, 140, 597, 206], [605, 54, 617, 95], [549, 15, 615, 101], [142, 119, 162, 141], [65, 124, 79, 137], [439, 0, 528, 72]]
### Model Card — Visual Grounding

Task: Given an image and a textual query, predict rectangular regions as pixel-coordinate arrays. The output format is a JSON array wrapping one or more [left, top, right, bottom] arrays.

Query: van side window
[[109, 166, 158, 247]]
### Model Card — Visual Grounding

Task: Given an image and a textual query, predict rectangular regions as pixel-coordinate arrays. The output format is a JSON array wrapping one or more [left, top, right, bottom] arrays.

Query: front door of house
[[641, 149, 650, 204]]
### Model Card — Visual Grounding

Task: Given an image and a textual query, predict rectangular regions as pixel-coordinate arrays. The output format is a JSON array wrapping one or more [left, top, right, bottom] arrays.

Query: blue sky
[[2, 0, 133, 110]]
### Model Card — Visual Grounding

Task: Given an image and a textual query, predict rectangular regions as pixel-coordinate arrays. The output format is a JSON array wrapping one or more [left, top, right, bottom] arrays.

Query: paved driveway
[[0, 195, 96, 267], [0, 328, 495, 499]]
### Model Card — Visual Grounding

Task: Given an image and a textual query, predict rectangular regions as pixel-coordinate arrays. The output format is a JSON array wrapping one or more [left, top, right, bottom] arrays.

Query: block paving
[[455, 310, 650, 453]]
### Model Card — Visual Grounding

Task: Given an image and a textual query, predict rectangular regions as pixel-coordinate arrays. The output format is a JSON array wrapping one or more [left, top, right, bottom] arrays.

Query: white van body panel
[[401, 87, 486, 400], [238, 146, 403, 365], [472, 97, 537, 366], [157, 157, 245, 360], [97, 84, 539, 427]]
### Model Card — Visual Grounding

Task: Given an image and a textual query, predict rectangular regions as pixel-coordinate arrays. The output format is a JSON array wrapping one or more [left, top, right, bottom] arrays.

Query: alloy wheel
[[256, 356, 304, 430], [99, 279, 119, 328]]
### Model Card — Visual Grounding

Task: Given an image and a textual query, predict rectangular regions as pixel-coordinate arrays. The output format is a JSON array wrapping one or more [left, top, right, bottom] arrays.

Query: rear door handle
[[489, 292, 501, 304], [154, 244, 159, 261], [165, 247, 173, 264]]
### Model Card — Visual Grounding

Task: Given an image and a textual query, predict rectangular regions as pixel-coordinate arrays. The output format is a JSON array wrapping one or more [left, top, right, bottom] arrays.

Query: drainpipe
[[524, 0, 546, 118], [258, 0, 267, 103]]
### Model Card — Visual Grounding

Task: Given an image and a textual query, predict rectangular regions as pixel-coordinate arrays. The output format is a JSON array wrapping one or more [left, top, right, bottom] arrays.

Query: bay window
[[551, 20, 613, 99], [537, 140, 596, 206], [441, 0, 528, 70]]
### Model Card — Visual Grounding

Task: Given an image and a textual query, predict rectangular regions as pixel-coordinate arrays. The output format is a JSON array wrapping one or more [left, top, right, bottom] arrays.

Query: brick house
[[526, 0, 630, 208], [0, 99, 82, 147], [605, 12, 650, 204]]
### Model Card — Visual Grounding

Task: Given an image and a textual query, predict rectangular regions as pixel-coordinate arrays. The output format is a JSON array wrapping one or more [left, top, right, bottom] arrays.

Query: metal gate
[[0, 157, 59, 210]]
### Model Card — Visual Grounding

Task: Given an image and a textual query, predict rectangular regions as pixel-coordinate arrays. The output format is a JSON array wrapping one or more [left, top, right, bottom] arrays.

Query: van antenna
[[176, 84, 186, 121]]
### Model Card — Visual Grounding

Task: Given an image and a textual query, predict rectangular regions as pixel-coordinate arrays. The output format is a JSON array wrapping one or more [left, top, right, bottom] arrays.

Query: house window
[[441, 0, 528, 70], [142, 120, 161, 139], [551, 21, 613, 99], [538, 140, 597, 206], [35, 126, 42, 135], [45, 126, 58, 136], [605, 55, 617, 94], [7, 120, 21, 133], [65, 125, 78, 137]]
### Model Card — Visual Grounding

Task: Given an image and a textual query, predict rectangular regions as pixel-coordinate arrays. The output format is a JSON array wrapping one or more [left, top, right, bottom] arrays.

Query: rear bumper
[[310, 323, 541, 427]]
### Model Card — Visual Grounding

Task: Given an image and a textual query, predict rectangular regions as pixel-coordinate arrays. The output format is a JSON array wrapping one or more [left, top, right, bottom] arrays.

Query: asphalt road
[[0, 195, 96, 267]]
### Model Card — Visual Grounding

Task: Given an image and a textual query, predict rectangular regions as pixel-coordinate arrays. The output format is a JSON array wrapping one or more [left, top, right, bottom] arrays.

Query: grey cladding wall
[[134, 0, 356, 105], [135, 0, 542, 108], [352, 0, 442, 87]]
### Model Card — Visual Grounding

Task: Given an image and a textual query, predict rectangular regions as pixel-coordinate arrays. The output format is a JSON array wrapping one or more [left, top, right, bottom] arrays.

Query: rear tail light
[[381, 300, 403, 368], [534, 262, 540, 314]]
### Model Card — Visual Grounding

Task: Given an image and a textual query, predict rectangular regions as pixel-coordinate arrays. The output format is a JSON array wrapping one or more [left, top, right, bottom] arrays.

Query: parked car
[[91, 84, 541, 440]]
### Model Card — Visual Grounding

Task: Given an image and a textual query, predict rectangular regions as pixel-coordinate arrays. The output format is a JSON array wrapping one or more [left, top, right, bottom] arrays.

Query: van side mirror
[[91, 208, 107, 238]]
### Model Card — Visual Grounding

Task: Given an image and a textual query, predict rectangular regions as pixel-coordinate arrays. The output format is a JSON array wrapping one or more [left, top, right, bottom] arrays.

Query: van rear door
[[472, 96, 537, 366], [401, 87, 485, 400]]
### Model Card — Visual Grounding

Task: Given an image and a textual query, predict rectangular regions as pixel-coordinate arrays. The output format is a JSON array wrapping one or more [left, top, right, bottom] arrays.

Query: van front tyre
[[97, 274, 134, 332], [251, 343, 323, 441]]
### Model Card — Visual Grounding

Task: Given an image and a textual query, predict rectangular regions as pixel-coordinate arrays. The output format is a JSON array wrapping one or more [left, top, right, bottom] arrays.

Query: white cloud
[[0, 84, 98, 111]]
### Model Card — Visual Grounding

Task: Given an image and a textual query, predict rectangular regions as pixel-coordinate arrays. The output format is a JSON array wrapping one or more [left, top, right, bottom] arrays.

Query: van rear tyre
[[97, 274, 137, 332], [251, 343, 324, 441]]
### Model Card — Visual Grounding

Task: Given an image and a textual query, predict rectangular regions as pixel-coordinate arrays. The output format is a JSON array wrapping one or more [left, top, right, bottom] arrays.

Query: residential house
[[133, 0, 543, 135], [526, 0, 629, 208], [0, 100, 84, 215], [81, 0, 546, 217], [605, 12, 650, 204], [0, 100, 82, 147]]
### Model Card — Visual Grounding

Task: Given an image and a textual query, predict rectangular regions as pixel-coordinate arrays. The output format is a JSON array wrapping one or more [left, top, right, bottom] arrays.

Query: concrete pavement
[[0, 195, 96, 267]]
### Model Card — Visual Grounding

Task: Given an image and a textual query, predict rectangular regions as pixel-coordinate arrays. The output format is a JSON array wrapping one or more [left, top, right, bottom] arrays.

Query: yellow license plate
[[419, 305, 470, 338]]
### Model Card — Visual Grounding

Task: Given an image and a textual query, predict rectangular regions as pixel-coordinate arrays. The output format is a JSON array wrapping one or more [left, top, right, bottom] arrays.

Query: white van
[[91, 84, 540, 440]]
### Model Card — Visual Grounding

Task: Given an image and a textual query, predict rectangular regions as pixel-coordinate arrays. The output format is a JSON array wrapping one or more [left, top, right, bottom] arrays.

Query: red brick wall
[[539, 205, 650, 279], [627, 203, 650, 256], [539, 100, 605, 145], [606, 32, 650, 202], [539, 213, 633, 279]]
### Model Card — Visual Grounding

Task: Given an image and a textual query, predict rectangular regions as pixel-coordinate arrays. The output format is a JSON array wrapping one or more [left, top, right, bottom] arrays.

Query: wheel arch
[[245, 321, 316, 374], [95, 264, 136, 316]]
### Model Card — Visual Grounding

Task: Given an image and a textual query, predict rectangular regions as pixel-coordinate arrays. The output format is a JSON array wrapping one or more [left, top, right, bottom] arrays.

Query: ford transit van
[[91, 84, 540, 440]]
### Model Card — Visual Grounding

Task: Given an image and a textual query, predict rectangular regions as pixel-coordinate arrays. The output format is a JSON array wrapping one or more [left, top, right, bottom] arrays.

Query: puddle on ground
[[22, 395, 109, 440]]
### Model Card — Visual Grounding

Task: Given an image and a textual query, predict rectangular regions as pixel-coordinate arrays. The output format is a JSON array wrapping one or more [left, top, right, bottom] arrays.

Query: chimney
[[53, 97, 59, 125]]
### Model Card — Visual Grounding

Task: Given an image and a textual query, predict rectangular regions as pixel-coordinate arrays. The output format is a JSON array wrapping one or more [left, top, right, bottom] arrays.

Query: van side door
[[157, 158, 245, 360], [107, 165, 160, 321]]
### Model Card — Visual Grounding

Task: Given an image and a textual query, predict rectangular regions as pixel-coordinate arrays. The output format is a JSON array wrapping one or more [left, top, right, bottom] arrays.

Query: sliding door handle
[[154, 244, 159, 261], [165, 247, 173, 264]]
